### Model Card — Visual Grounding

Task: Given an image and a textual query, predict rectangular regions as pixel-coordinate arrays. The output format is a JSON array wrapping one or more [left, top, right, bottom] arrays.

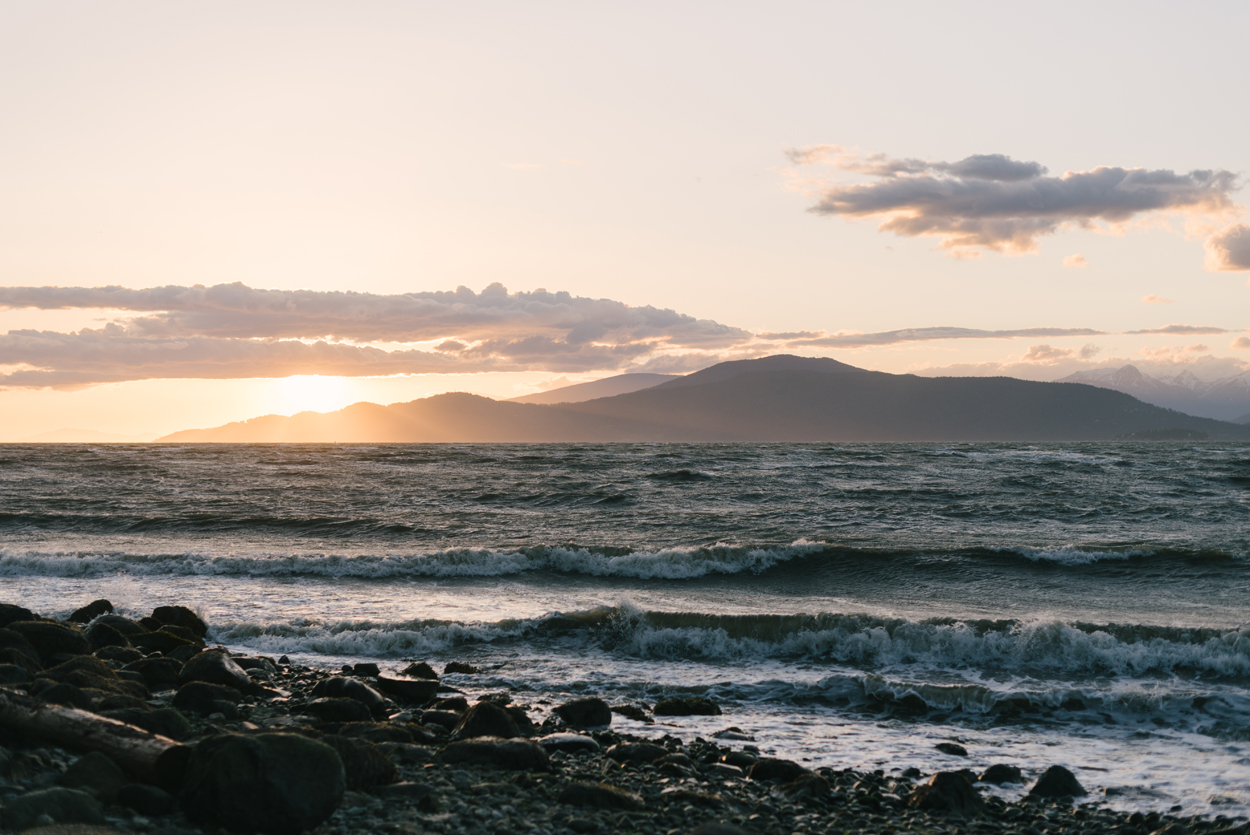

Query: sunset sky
[[2, 0, 1248, 440]]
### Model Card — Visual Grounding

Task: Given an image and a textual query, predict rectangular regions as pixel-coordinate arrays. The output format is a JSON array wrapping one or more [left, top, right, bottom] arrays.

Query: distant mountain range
[[508, 373, 677, 404], [158, 355, 1250, 443], [1057, 365, 1250, 422]]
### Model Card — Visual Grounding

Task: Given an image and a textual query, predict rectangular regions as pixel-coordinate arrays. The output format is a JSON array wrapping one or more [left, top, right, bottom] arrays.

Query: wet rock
[[434, 696, 469, 712], [176, 649, 253, 692], [150, 605, 208, 640], [311, 676, 390, 715], [167, 643, 202, 663], [68, 600, 114, 625], [173, 681, 245, 716], [653, 697, 722, 716], [0, 645, 41, 674], [7, 621, 91, 659], [506, 705, 536, 735], [346, 662, 378, 677], [42, 656, 146, 698], [444, 661, 480, 674], [301, 697, 373, 723], [780, 772, 831, 801], [439, 737, 550, 771], [336, 722, 417, 744], [712, 727, 754, 741], [420, 709, 461, 731], [84, 622, 130, 652], [558, 781, 645, 811], [373, 675, 439, 704], [0, 603, 35, 629], [93, 693, 150, 712], [909, 771, 987, 817], [158, 624, 203, 645], [179, 733, 346, 835], [721, 751, 758, 769], [1029, 765, 1087, 798], [980, 763, 1024, 784], [538, 733, 602, 754], [117, 783, 177, 815], [100, 707, 193, 741], [93, 614, 147, 636], [94, 645, 143, 665], [747, 758, 810, 782], [130, 630, 196, 655], [606, 742, 669, 765], [235, 656, 278, 674], [555, 697, 612, 728], [935, 742, 968, 756], [690, 825, 752, 835], [376, 782, 439, 811], [0, 663, 32, 686], [320, 735, 397, 790], [610, 704, 653, 723], [0, 787, 105, 830], [400, 661, 439, 679], [59, 752, 128, 803], [661, 788, 727, 808], [38, 682, 95, 711], [451, 701, 520, 740], [122, 657, 183, 690]]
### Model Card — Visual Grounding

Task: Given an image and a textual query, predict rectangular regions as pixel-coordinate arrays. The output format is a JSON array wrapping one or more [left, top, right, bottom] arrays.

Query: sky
[[1, 0, 1248, 440]]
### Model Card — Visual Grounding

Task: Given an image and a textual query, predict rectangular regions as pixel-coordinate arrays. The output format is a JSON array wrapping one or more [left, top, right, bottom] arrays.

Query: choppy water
[[2, 443, 1249, 817]]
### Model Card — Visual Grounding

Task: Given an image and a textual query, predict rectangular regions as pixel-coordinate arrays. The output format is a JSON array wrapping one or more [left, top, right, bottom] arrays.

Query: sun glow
[[273, 375, 353, 415]]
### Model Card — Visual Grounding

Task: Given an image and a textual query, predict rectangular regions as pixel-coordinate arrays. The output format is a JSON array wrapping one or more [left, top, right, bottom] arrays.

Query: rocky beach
[[1, 600, 1246, 835]]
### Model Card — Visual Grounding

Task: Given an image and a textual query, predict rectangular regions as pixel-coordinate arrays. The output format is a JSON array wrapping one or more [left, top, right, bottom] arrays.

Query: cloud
[[1125, 324, 1229, 335], [1141, 295, 1173, 304], [787, 146, 1241, 258], [1205, 222, 1250, 271], [1232, 336, 1250, 350], [774, 326, 1105, 349], [1023, 344, 1072, 363], [1063, 254, 1089, 268]]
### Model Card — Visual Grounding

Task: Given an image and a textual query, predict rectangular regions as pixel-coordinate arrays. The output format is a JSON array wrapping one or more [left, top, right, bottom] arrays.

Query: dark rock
[[661, 788, 727, 808], [94, 614, 148, 636], [439, 737, 550, 771], [84, 622, 130, 652], [909, 771, 987, 817], [506, 705, 535, 735], [610, 704, 652, 723], [0, 603, 35, 629], [42, 655, 145, 698], [980, 763, 1024, 784], [118, 783, 177, 815], [336, 722, 416, 744], [373, 675, 439, 704], [68, 600, 114, 624], [7, 620, 91, 659], [177, 649, 253, 692], [434, 696, 469, 712], [781, 772, 831, 801], [558, 781, 645, 811], [301, 697, 372, 723], [711, 726, 754, 741], [748, 758, 810, 782], [59, 752, 128, 802], [451, 701, 520, 740], [235, 656, 278, 674], [311, 676, 390, 715], [690, 824, 753, 835], [1029, 765, 1087, 798], [935, 742, 968, 756], [0, 663, 32, 686], [376, 781, 438, 811], [179, 733, 345, 835], [721, 751, 758, 769], [902, 767, 922, 778], [606, 742, 669, 765], [157, 624, 203, 646], [538, 732, 601, 754], [173, 681, 245, 716], [400, 661, 439, 679], [0, 627, 42, 662], [320, 735, 397, 790], [555, 697, 612, 728], [130, 630, 195, 654], [39, 682, 95, 711], [99, 707, 193, 741], [94, 645, 143, 665], [0, 646, 41, 674], [350, 662, 380, 677], [444, 661, 480, 674], [137, 616, 163, 632], [0, 787, 105, 830], [420, 709, 461, 731], [167, 644, 202, 663], [123, 657, 183, 690], [653, 697, 722, 716], [150, 605, 208, 639], [93, 694, 151, 712]]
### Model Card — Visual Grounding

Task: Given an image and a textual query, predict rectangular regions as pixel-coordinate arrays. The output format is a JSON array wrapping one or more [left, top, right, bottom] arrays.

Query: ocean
[[2, 442, 1249, 817]]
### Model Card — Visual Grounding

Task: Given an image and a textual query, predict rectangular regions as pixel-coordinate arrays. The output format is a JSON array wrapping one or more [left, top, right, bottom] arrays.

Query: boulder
[[419, 709, 461, 731], [439, 737, 550, 771], [558, 781, 645, 811], [179, 733, 345, 835], [935, 742, 968, 757], [611, 704, 652, 723], [400, 661, 439, 679], [451, 701, 520, 740], [336, 721, 417, 744], [122, 657, 183, 690], [780, 772, 831, 801], [554, 697, 612, 728], [310, 677, 389, 715], [909, 771, 987, 817], [1029, 765, 1087, 798], [118, 783, 177, 815], [434, 696, 469, 712], [0, 646, 41, 674], [0, 603, 35, 629], [443, 661, 480, 674], [130, 630, 196, 654], [0, 663, 32, 686], [94, 646, 143, 665], [349, 662, 380, 677], [0, 787, 105, 830], [373, 675, 439, 703], [99, 707, 193, 741], [68, 600, 114, 624], [300, 697, 372, 723], [177, 650, 253, 692], [653, 697, 721, 716], [979, 763, 1023, 784], [84, 622, 131, 652], [59, 752, 129, 803], [38, 683, 95, 711], [42, 656, 146, 698], [320, 735, 397, 790], [537, 733, 601, 755], [721, 751, 757, 769], [150, 606, 208, 640], [94, 615, 148, 636], [747, 758, 809, 782], [606, 742, 669, 765], [173, 681, 245, 716], [0, 627, 44, 665], [7, 621, 91, 659]]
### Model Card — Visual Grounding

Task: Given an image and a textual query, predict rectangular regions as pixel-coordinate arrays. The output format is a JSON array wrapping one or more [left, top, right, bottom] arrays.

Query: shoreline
[[1, 602, 1248, 835]]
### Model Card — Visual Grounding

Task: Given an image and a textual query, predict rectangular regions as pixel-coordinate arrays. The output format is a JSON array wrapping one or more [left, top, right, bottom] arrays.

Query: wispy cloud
[[771, 326, 1105, 349], [1125, 324, 1229, 335], [1063, 254, 1089, 268], [787, 146, 1243, 262], [1141, 294, 1173, 304]]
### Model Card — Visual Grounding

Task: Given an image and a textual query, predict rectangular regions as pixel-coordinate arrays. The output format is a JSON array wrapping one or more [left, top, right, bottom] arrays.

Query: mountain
[[509, 373, 676, 404], [1057, 365, 1250, 421], [158, 355, 1250, 442]]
